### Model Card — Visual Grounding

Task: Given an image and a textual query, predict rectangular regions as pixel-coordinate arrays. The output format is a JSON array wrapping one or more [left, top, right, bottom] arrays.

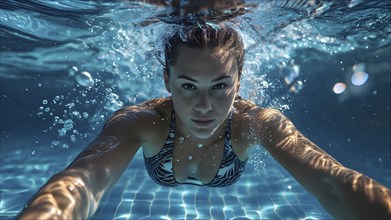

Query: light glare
[[333, 82, 346, 94], [351, 72, 369, 86]]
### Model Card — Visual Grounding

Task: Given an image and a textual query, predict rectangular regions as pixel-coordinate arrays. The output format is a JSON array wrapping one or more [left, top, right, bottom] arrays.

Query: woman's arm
[[17, 106, 152, 219], [251, 107, 391, 219]]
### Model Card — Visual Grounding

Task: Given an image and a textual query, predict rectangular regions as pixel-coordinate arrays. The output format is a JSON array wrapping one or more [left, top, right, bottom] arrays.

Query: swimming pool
[[1, 0, 390, 219]]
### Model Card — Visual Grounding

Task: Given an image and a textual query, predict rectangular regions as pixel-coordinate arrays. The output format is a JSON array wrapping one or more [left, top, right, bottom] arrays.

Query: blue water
[[1, 0, 390, 219]]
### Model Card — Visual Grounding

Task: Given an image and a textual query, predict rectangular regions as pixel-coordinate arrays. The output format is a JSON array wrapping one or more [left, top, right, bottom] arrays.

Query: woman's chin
[[191, 127, 218, 140]]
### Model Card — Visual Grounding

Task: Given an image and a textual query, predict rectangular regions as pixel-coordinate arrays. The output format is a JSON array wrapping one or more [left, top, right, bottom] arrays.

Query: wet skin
[[161, 46, 248, 184], [18, 46, 391, 220]]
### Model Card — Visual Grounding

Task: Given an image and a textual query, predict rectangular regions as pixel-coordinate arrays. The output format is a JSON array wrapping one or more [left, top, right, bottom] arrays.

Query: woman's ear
[[164, 68, 171, 93]]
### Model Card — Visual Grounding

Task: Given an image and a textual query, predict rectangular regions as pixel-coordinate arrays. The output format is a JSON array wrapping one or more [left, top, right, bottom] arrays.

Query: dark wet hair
[[164, 23, 245, 77]]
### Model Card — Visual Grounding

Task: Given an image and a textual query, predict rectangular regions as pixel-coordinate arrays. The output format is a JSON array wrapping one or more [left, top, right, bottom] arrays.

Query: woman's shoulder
[[232, 97, 286, 140], [233, 97, 293, 145], [233, 97, 258, 112], [144, 97, 173, 117], [106, 97, 172, 132], [233, 97, 283, 119], [118, 97, 172, 119], [233, 97, 267, 120], [108, 98, 172, 145], [230, 98, 260, 153]]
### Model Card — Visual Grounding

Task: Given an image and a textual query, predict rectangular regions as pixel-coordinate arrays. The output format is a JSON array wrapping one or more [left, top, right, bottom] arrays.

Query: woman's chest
[[171, 126, 250, 184], [171, 138, 225, 184]]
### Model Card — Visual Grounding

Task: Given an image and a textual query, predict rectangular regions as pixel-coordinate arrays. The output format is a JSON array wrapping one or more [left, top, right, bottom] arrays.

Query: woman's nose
[[194, 92, 212, 113]]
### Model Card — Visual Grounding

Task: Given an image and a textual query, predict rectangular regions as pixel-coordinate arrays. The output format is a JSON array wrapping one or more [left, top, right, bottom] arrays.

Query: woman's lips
[[191, 119, 215, 127]]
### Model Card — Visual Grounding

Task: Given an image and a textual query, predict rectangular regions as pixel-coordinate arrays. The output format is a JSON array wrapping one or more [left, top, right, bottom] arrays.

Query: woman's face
[[165, 46, 240, 139]]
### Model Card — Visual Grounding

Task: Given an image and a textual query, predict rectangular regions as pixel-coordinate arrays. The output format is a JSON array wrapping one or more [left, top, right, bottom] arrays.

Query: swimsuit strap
[[205, 108, 247, 187], [144, 107, 247, 187], [224, 109, 234, 153], [143, 109, 178, 187]]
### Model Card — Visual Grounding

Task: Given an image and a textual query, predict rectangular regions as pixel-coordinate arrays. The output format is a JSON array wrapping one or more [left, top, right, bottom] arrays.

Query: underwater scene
[[1, 0, 390, 219]]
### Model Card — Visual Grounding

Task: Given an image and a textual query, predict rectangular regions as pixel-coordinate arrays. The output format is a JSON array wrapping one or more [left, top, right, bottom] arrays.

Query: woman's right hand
[[17, 103, 157, 219]]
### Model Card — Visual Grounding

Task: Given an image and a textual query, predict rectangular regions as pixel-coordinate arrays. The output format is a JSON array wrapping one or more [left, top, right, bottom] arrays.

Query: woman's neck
[[175, 115, 228, 147]]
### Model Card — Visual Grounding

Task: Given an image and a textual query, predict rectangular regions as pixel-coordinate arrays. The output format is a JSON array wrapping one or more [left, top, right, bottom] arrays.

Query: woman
[[18, 23, 390, 220]]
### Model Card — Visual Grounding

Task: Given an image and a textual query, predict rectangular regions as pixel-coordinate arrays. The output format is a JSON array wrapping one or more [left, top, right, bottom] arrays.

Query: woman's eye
[[213, 83, 227, 90], [182, 83, 196, 90]]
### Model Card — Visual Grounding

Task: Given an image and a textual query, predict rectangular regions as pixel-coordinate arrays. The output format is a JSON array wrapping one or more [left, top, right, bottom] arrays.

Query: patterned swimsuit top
[[143, 109, 248, 187]]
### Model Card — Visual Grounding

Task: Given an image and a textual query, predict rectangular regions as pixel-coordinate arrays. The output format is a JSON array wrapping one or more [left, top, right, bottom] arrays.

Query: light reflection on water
[[1, 142, 336, 219]]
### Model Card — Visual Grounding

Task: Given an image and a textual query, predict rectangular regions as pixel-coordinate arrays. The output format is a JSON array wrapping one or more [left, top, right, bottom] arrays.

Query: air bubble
[[58, 128, 66, 136], [261, 81, 269, 88], [65, 103, 75, 109], [82, 112, 89, 118], [69, 66, 79, 76], [51, 140, 59, 147], [73, 111, 82, 119], [104, 92, 123, 111], [58, 119, 74, 136], [75, 71, 94, 87], [289, 80, 303, 93], [284, 65, 300, 85]]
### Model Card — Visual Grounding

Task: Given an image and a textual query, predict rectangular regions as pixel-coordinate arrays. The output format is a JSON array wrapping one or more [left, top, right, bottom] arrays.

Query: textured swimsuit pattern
[[144, 110, 247, 187]]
